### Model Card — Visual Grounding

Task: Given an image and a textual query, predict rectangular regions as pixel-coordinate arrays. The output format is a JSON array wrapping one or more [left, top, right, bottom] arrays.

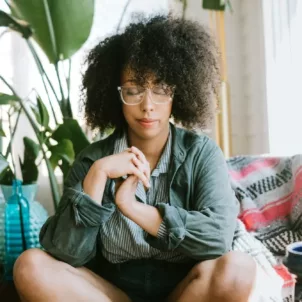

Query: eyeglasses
[[117, 85, 175, 105]]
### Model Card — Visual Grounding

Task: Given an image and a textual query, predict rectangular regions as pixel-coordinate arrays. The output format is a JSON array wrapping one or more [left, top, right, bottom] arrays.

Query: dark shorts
[[93, 256, 197, 302]]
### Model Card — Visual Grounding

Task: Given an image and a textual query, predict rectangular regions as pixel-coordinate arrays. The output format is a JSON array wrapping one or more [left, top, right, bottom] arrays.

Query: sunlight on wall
[[263, 0, 302, 156]]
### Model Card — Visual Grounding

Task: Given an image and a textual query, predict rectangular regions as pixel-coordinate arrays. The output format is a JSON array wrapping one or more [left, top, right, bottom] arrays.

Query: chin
[[135, 128, 161, 140]]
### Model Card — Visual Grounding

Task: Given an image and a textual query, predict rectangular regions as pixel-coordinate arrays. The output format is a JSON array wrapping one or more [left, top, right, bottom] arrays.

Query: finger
[[131, 156, 149, 179], [129, 153, 150, 178], [130, 146, 147, 164], [145, 161, 151, 180], [131, 166, 150, 188], [129, 147, 150, 180], [130, 149, 151, 179]]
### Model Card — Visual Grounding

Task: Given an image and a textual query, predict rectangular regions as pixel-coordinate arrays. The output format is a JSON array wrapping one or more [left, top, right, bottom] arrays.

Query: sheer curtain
[[263, 0, 302, 156]]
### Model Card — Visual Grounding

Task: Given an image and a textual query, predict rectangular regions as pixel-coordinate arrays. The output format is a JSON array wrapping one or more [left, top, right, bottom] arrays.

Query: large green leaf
[[10, 0, 95, 63], [0, 93, 19, 105], [52, 119, 90, 156], [49, 139, 75, 169], [0, 10, 32, 38], [20, 137, 40, 184]]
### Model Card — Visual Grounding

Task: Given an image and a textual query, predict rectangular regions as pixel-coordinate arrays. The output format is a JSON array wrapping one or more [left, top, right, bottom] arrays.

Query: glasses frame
[[117, 85, 176, 106]]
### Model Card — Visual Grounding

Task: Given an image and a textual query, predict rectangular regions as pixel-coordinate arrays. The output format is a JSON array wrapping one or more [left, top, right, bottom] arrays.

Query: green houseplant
[[0, 0, 95, 209], [0, 92, 46, 204], [0, 94, 41, 186]]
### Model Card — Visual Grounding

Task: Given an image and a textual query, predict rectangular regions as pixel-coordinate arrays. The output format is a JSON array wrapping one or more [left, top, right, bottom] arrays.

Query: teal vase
[[0, 181, 48, 280], [4, 179, 30, 280]]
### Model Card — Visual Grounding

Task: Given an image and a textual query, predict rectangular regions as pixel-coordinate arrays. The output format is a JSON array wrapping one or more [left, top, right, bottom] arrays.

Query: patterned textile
[[227, 155, 302, 301]]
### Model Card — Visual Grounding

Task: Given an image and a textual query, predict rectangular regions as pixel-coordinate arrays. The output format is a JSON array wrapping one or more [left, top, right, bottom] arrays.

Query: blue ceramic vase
[[0, 181, 48, 280]]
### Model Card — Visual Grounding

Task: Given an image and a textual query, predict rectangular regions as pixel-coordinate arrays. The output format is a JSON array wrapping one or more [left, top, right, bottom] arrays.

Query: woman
[[13, 15, 256, 302]]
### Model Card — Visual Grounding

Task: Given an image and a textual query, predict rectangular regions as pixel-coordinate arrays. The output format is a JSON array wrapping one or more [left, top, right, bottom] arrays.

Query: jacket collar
[[82, 122, 200, 165]]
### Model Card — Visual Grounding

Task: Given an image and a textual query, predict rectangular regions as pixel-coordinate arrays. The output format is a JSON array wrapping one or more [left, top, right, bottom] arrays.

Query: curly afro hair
[[81, 15, 221, 133]]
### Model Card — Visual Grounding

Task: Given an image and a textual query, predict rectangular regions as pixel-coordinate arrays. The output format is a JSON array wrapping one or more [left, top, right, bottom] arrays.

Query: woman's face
[[120, 69, 173, 140]]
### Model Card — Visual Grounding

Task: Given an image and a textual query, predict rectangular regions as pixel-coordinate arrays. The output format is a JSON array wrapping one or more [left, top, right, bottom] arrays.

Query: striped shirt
[[99, 128, 188, 263]]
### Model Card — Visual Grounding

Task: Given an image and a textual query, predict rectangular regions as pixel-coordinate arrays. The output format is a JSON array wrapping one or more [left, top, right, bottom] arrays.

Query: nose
[[140, 89, 154, 112]]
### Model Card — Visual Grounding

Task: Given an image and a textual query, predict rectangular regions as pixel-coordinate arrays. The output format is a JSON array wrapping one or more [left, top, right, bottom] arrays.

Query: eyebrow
[[122, 79, 167, 86], [122, 79, 138, 85]]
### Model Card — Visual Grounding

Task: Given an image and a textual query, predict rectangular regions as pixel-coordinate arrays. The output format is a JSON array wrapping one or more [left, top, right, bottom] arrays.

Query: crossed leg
[[166, 251, 256, 302], [13, 249, 130, 302], [14, 249, 256, 302]]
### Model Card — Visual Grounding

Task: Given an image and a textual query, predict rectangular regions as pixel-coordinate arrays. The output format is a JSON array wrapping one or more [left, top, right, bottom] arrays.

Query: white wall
[[263, 0, 302, 156], [169, 0, 269, 156]]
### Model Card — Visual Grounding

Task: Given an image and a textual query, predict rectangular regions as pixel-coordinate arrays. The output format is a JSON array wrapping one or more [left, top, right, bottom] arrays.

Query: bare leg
[[167, 251, 256, 302], [13, 248, 131, 302]]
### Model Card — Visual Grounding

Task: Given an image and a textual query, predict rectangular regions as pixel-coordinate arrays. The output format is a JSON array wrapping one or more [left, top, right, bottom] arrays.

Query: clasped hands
[[93, 146, 151, 213]]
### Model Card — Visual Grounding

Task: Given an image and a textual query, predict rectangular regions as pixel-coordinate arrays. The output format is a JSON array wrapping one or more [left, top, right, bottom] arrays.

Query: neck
[[127, 124, 170, 169]]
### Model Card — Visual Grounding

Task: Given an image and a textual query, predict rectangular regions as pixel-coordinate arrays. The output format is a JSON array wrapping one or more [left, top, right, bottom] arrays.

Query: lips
[[137, 118, 158, 128], [139, 118, 157, 122]]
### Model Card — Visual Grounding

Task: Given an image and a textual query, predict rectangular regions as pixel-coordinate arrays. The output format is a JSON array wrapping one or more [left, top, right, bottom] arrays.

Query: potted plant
[[0, 93, 41, 202], [0, 0, 132, 209], [0, 0, 95, 209]]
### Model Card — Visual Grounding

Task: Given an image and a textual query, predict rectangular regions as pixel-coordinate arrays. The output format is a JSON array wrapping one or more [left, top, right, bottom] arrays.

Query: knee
[[13, 248, 50, 289], [211, 251, 256, 301], [196, 251, 256, 302]]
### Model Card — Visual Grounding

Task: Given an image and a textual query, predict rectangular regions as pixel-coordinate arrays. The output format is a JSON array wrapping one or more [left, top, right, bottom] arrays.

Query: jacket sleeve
[[146, 140, 239, 261], [39, 156, 116, 267]]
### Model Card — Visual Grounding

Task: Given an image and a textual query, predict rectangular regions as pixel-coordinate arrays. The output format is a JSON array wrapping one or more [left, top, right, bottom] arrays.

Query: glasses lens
[[120, 85, 174, 104], [121, 86, 144, 104], [152, 85, 173, 103]]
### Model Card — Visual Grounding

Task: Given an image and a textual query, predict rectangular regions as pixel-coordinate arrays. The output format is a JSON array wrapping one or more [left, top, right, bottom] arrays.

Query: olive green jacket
[[39, 124, 239, 267]]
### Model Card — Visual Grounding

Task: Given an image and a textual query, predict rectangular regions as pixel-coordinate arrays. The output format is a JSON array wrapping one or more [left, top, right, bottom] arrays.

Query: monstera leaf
[[9, 0, 95, 63], [49, 139, 75, 169], [52, 118, 90, 156]]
